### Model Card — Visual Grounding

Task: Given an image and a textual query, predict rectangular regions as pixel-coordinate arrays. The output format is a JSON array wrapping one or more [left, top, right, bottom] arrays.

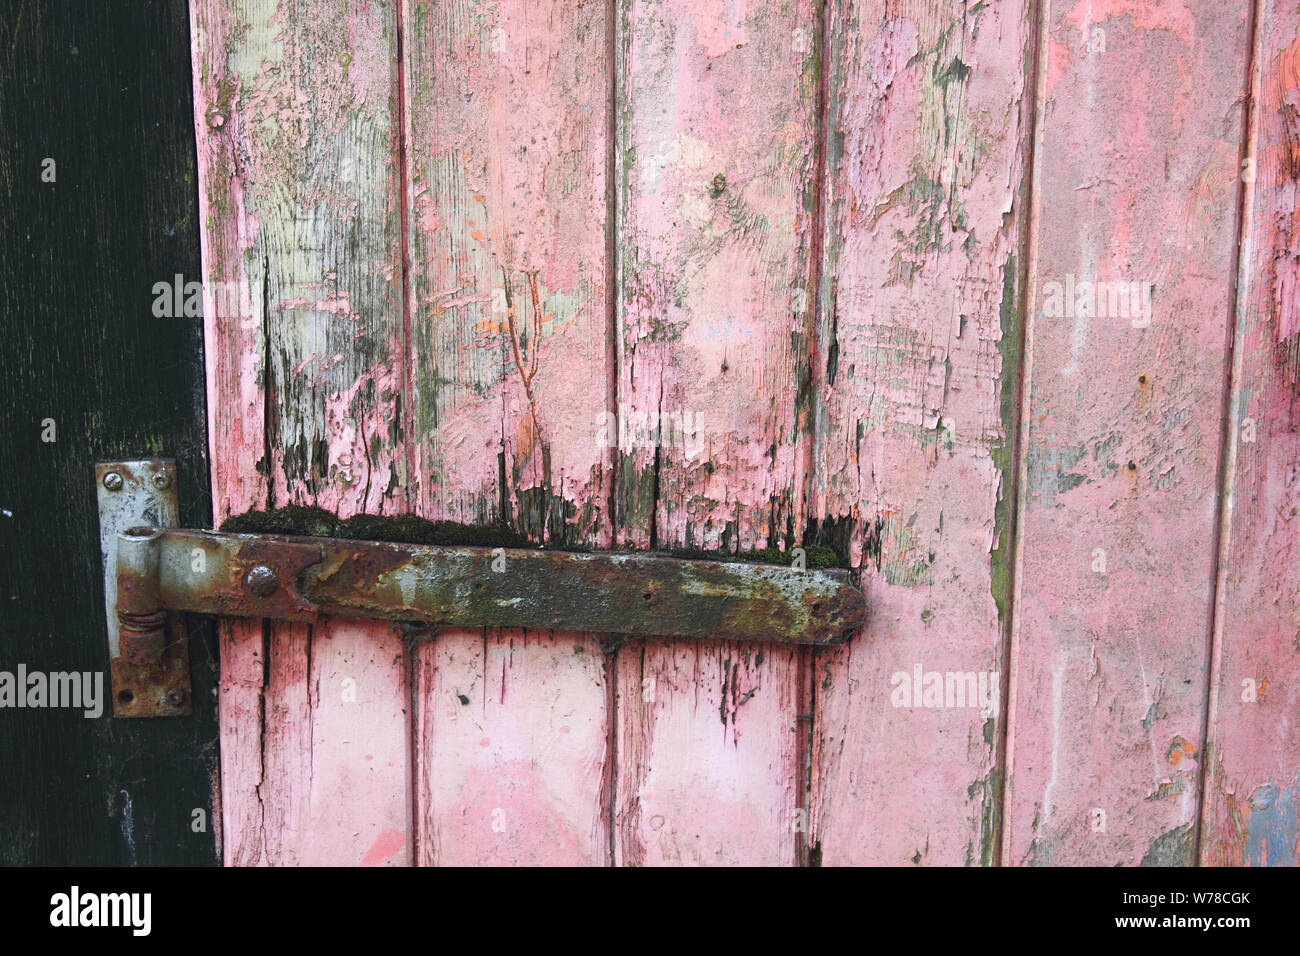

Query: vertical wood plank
[[1003, 0, 1252, 865], [612, 0, 820, 865], [191, 0, 412, 865], [1202, 0, 1300, 867], [401, 0, 613, 865], [415, 630, 608, 865], [808, 0, 1035, 865]]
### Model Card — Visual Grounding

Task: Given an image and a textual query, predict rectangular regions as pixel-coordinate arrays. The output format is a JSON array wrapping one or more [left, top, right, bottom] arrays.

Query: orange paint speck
[[1167, 737, 1197, 766]]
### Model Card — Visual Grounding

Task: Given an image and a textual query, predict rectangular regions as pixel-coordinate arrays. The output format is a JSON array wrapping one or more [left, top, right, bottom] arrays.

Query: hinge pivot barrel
[[117, 526, 166, 665]]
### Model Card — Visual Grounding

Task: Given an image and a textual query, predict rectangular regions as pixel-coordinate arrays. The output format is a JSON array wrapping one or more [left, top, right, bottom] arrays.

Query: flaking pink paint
[[1004, 0, 1252, 866], [193, 0, 412, 867], [192, 0, 1299, 868], [1201, 3, 1300, 867]]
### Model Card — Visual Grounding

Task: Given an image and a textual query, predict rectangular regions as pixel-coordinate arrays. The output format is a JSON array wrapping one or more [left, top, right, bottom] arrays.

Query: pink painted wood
[[1003, 0, 1253, 866], [191, 0, 412, 866], [415, 630, 609, 865], [400, 0, 613, 865], [807, 0, 1035, 867], [611, 0, 820, 866], [1201, 0, 1300, 867], [191, 0, 1298, 867]]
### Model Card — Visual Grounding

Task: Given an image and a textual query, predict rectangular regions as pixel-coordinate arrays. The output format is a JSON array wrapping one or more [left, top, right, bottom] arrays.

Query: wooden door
[[190, 0, 1300, 866]]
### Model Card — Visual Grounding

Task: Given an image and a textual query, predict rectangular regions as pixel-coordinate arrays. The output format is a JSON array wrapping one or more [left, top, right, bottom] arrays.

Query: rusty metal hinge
[[98, 461, 865, 715], [96, 460, 192, 718]]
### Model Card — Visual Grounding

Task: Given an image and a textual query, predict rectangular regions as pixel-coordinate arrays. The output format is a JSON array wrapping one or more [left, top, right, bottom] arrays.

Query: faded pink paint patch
[[617, 640, 801, 865], [360, 829, 406, 867], [404, 0, 612, 531], [435, 762, 589, 866], [686, 0, 749, 57], [1043, 35, 1072, 99], [417, 630, 608, 866], [1065, 0, 1195, 49]]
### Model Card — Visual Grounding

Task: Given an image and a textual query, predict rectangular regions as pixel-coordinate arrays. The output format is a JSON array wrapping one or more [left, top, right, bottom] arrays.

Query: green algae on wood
[[220, 506, 533, 549], [218, 506, 849, 567]]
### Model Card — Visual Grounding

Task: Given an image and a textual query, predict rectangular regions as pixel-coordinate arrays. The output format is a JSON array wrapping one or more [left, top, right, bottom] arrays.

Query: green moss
[[220, 506, 532, 548], [336, 513, 531, 549], [218, 507, 847, 569], [220, 504, 337, 537], [666, 544, 845, 570]]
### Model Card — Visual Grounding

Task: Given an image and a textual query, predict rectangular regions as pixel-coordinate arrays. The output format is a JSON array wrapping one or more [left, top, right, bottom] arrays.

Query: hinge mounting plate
[[96, 460, 192, 718]]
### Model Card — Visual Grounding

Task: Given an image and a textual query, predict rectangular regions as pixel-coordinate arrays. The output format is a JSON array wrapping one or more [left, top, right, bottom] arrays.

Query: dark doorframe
[[0, 0, 219, 866]]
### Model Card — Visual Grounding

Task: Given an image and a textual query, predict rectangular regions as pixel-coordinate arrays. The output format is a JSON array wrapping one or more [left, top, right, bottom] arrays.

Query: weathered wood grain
[[807, 0, 1035, 866], [191, 0, 411, 865], [1003, 0, 1252, 866], [415, 629, 608, 864], [400, 0, 613, 865], [614, 640, 802, 864], [1202, 0, 1300, 867], [612, 0, 820, 865], [187, 0, 1298, 871]]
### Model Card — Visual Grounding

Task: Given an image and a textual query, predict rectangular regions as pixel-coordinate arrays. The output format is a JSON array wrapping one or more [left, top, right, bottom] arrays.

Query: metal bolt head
[[102, 472, 124, 491], [152, 471, 172, 490], [165, 688, 186, 707], [245, 564, 279, 597]]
